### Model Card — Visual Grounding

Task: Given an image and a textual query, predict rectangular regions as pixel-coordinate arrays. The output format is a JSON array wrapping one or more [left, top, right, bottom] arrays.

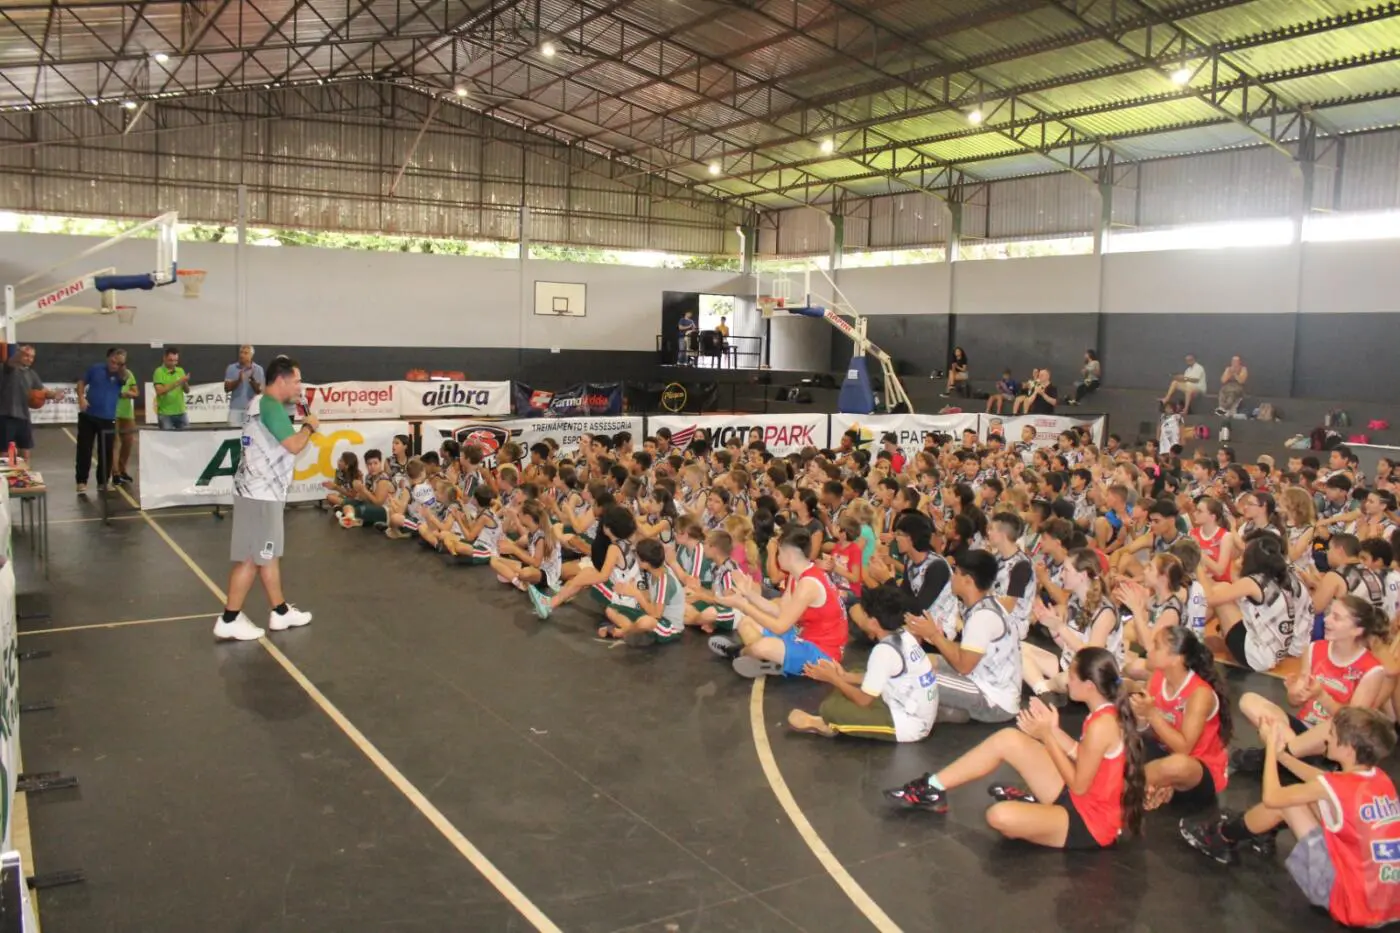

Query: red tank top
[[1148, 670, 1228, 792], [790, 563, 847, 664], [1069, 704, 1126, 847], [1318, 769, 1400, 928], [1304, 642, 1383, 726], [1191, 526, 1231, 582]]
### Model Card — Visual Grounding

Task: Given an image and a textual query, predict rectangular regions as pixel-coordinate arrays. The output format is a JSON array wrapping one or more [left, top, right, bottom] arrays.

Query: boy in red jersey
[[1181, 707, 1400, 930]]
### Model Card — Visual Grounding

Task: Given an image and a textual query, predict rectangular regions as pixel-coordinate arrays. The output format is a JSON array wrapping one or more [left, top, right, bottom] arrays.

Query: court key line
[[63, 429, 563, 933], [18, 612, 210, 636], [749, 678, 904, 933]]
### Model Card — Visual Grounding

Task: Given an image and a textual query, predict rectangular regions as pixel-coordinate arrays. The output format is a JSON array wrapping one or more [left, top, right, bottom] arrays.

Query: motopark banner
[[144, 381, 235, 425], [646, 413, 829, 457], [138, 420, 410, 510], [981, 414, 1106, 447], [422, 416, 645, 464], [511, 382, 623, 418], [830, 413, 981, 452], [28, 382, 79, 425]]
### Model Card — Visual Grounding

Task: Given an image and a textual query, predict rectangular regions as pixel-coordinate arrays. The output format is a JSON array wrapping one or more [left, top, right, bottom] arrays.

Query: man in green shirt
[[152, 347, 190, 430], [113, 367, 140, 485]]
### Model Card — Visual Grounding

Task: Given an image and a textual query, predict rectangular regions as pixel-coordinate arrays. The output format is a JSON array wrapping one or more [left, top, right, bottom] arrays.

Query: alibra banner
[[645, 413, 828, 457], [398, 381, 511, 418], [144, 381, 234, 425], [138, 420, 410, 510], [421, 416, 644, 465]]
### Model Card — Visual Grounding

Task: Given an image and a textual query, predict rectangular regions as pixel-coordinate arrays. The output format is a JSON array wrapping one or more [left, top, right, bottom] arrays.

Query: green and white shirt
[[234, 394, 297, 502], [649, 565, 686, 637]]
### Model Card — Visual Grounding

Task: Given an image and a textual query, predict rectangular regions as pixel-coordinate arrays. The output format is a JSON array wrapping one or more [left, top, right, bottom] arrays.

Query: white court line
[[749, 678, 904, 933], [61, 430, 563, 932], [18, 612, 209, 636]]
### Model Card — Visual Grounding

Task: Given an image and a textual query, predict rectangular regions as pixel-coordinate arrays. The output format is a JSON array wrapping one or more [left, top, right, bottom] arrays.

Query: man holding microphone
[[223, 344, 264, 427], [214, 354, 316, 642]]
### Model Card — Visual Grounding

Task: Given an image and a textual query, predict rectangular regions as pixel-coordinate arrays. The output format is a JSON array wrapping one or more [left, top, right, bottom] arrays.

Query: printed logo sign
[[646, 414, 828, 457], [303, 382, 399, 420], [143, 381, 236, 425], [28, 383, 80, 425], [400, 381, 510, 418]]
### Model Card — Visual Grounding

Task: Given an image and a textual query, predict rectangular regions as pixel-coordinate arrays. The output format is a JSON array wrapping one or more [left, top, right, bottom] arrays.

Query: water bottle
[[1219, 423, 1231, 444]]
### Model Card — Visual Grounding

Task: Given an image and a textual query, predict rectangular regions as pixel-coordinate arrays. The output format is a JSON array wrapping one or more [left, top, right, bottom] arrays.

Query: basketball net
[[177, 269, 207, 298]]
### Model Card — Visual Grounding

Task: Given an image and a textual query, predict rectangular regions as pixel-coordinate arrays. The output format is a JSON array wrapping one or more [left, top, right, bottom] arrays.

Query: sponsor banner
[[398, 381, 510, 418], [646, 413, 829, 457], [422, 416, 644, 464], [830, 413, 981, 453], [144, 381, 235, 425], [302, 381, 401, 420], [982, 414, 1106, 447], [0, 558, 15, 851], [28, 382, 79, 424], [138, 420, 409, 510], [511, 382, 623, 418]]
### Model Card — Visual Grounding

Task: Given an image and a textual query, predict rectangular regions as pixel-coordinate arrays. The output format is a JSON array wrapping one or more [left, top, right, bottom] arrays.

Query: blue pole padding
[[93, 272, 157, 291]]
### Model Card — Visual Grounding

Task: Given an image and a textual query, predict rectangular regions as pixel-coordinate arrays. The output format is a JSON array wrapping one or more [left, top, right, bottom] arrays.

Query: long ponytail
[[1073, 647, 1145, 838], [1164, 626, 1233, 744]]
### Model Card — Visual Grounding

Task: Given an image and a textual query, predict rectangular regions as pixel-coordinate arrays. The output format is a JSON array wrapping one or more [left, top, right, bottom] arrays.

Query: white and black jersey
[[1341, 563, 1385, 612], [1239, 573, 1296, 671], [994, 550, 1035, 639], [958, 596, 1023, 717], [904, 552, 957, 638], [1060, 597, 1122, 670]]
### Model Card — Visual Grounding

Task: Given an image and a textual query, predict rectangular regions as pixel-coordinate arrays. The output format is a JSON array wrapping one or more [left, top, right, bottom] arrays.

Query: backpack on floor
[[1368, 419, 1390, 431], [1193, 425, 1210, 440], [1325, 408, 1352, 429], [1349, 433, 1372, 445]]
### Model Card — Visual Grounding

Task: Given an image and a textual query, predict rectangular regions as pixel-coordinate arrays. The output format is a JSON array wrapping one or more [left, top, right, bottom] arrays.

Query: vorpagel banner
[[981, 414, 1106, 447], [830, 413, 981, 452], [397, 381, 511, 418], [645, 413, 829, 457], [143, 381, 234, 425], [138, 420, 410, 510], [422, 416, 645, 464], [302, 382, 401, 420], [511, 382, 623, 418], [28, 382, 79, 425]]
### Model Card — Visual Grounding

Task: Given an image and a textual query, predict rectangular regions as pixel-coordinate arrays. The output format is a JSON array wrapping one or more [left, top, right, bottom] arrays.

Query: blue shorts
[[765, 626, 832, 677]]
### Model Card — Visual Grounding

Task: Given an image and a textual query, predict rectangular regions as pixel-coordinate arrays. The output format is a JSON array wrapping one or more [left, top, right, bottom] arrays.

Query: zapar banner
[[144, 381, 235, 425], [422, 417, 644, 464], [511, 382, 623, 418], [398, 381, 510, 418], [645, 413, 829, 457], [830, 413, 981, 452], [138, 420, 410, 509]]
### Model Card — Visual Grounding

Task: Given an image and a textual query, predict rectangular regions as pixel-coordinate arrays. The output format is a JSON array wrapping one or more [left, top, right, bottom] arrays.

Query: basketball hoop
[[758, 296, 777, 319], [116, 305, 137, 325], [177, 269, 206, 298]]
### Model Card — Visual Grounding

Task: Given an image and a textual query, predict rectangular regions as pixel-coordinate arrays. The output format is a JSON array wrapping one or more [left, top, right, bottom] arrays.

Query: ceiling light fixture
[[454, 85, 469, 97], [819, 138, 835, 155], [967, 108, 984, 125], [540, 41, 557, 58], [122, 100, 137, 110], [153, 52, 170, 64], [1170, 66, 1192, 86], [708, 162, 722, 176]]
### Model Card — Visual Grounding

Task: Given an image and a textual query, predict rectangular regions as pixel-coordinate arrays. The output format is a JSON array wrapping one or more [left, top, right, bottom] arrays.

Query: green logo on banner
[[197, 439, 242, 486]]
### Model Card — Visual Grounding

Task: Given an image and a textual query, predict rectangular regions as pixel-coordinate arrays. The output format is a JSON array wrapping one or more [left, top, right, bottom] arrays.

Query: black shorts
[[0, 416, 34, 451], [1224, 622, 1249, 667], [1053, 788, 1110, 851], [1144, 741, 1217, 806]]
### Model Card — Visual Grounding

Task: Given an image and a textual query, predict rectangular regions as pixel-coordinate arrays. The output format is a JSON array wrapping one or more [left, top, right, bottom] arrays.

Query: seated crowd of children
[[321, 425, 1400, 926]]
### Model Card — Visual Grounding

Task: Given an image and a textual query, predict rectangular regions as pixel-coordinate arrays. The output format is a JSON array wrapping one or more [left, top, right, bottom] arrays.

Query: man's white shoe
[[213, 613, 265, 641], [268, 605, 312, 631]]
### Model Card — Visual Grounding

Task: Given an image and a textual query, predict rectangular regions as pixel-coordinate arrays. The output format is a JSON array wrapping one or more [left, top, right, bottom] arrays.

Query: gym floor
[[16, 428, 1358, 933]]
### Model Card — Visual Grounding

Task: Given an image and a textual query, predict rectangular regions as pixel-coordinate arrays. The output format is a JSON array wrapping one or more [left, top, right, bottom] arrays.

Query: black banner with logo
[[511, 382, 623, 417]]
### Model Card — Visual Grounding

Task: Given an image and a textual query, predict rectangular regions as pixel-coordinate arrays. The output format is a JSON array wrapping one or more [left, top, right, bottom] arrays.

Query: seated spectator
[[942, 346, 969, 398], [1160, 354, 1207, 413], [1214, 355, 1249, 417], [1027, 369, 1058, 414], [1066, 350, 1101, 406], [986, 369, 1018, 414]]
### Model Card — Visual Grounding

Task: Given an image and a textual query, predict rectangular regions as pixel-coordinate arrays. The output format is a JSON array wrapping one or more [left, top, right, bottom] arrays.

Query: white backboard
[[534, 280, 587, 317]]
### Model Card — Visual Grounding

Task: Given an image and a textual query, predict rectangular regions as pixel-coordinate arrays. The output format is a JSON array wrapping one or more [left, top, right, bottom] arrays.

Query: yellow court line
[[749, 678, 904, 933], [60, 430, 563, 932], [18, 612, 210, 636]]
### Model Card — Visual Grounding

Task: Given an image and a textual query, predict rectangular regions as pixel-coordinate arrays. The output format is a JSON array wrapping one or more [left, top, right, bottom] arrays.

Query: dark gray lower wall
[[1293, 315, 1400, 401], [1099, 313, 1297, 398]]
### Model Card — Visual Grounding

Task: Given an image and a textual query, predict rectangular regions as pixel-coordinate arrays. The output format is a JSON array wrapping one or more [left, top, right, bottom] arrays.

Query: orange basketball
[[27, 389, 46, 409]]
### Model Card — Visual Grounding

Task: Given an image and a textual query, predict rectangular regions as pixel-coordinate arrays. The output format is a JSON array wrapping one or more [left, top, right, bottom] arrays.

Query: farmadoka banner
[[645, 413, 829, 457], [138, 420, 410, 510], [829, 413, 981, 453], [511, 382, 623, 418], [421, 416, 645, 464], [981, 414, 1106, 447]]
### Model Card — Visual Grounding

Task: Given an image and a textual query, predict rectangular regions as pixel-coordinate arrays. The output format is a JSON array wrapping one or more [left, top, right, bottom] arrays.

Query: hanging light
[[967, 108, 984, 125], [153, 52, 170, 64], [819, 138, 835, 155], [708, 162, 722, 176], [540, 41, 557, 58], [122, 100, 137, 110], [1170, 67, 1192, 86], [454, 85, 469, 97]]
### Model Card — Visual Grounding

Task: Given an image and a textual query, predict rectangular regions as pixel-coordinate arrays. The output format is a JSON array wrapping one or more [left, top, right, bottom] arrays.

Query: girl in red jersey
[[1181, 707, 1400, 930], [1230, 595, 1389, 776], [1130, 626, 1231, 809], [885, 648, 1147, 851], [1190, 496, 1234, 582]]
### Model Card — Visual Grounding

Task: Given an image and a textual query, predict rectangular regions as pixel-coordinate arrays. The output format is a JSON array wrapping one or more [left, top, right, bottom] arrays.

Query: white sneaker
[[213, 613, 265, 641], [268, 605, 312, 631]]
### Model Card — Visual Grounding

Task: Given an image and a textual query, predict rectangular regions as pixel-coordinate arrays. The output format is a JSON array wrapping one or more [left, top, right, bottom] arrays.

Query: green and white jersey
[[675, 541, 714, 588], [234, 394, 297, 502], [650, 566, 687, 636]]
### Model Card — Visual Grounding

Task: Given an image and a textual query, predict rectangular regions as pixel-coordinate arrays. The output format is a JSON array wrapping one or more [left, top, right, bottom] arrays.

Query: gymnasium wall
[[829, 240, 1400, 402]]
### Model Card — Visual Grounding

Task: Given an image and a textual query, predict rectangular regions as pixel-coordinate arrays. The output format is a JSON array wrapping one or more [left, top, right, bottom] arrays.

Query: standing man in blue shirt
[[75, 347, 127, 494], [223, 344, 265, 427]]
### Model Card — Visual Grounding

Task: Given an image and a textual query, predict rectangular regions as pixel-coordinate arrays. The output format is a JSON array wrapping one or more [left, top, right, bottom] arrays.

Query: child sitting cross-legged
[[597, 537, 687, 647], [490, 500, 562, 596], [682, 530, 739, 633]]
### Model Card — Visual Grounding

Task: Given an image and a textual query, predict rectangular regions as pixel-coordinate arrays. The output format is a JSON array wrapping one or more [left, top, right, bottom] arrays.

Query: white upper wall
[[1101, 245, 1298, 314], [1298, 239, 1400, 313], [953, 254, 1099, 315], [834, 263, 950, 316], [0, 231, 745, 351]]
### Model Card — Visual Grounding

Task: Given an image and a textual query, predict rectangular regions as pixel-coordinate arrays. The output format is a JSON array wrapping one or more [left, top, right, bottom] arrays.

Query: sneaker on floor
[[707, 633, 742, 660], [1248, 830, 1279, 859], [528, 586, 553, 620], [268, 605, 312, 632], [76, 484, 87, 495], [988, 784, 1038, 804], [213, 613, 265, 642], [732, 656, 781, 678], [384, 527, 410, 540], [339, 514, 363, 529], [884, 774, 949, 813], [1179, 816, 1239, 865], [373, 521, 389, 531], [1229, 746, 1266, 776], [510, 577, 528, 592]]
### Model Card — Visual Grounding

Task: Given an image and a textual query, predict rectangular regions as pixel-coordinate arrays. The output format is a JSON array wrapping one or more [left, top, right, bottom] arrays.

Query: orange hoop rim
[[176, 268, 207, 277]]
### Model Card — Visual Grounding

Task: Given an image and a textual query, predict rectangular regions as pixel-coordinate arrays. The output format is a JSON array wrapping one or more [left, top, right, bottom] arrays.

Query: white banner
[[138, 420, 410, 510], [830, 413, 981, 453], [28, 382, 79, 424], [0, 559, 16, 851], [396, 381, 510, 418], [302, 382, 401, 421], [645, 413, 828, 457], [143, 381, 235, 425], [421, 416, 644, 464], [982, 414, 1106, 447]]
